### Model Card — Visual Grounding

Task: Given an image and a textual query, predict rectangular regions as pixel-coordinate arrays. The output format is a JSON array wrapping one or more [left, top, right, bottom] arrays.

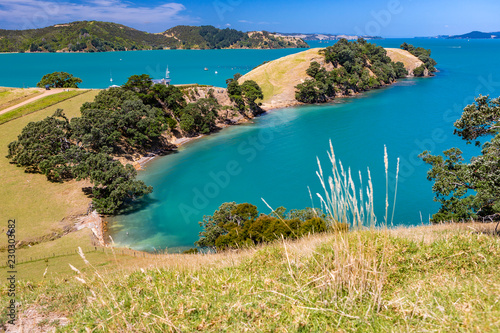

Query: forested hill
[[162, 26, 310, 49], [0, 21, 309, 53], [447, 31, 500, 39]]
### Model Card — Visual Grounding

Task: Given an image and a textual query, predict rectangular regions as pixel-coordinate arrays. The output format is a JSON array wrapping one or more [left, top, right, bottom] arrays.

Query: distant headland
[[0, 21, 309, 53]]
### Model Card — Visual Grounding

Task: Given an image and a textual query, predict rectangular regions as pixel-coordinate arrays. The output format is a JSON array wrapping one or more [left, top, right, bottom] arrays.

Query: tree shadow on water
[[117, 194, 159, 216]]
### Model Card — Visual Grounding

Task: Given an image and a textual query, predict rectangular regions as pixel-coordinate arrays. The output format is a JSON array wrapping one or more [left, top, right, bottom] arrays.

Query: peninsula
[[240, 40, 435, 110]]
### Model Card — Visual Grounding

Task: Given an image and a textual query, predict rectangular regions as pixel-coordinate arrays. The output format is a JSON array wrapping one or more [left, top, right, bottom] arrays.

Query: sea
[[2, 39, 499, 251]]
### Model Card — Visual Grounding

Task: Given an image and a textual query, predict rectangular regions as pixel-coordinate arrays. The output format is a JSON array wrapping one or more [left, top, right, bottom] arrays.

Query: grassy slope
[[0, 88, 42, 111], [385, 48, 424, 74], [240, 48, 325, 104], [0, 91, 98, 252], [1, 223, 499, 331], [0, 89, 87, 124]]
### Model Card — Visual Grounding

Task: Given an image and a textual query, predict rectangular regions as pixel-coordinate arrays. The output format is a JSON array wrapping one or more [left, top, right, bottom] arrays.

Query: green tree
[[73, 152, 152, 214], [195, 202, 336, 251], [123, 74, 153, 96], [179, 98, 220, 135], [7, 109, 73, 180], [420, 95, 500, 222], [413, 65, 426, 77], [240, 80, 263, 114], [226, 73, 245, 112], [36, 72, 82, 88]]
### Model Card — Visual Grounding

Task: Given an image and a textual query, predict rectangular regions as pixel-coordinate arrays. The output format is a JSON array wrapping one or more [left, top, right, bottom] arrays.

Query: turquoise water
[[3, 39, 499, 251], [0, 48, 307, 88]]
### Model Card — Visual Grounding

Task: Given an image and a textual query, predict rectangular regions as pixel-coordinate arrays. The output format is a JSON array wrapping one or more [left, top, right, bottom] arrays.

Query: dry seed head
[[78, 247, 90, 265], [69, 264, 81, 274], [75, 276, 86, 284]]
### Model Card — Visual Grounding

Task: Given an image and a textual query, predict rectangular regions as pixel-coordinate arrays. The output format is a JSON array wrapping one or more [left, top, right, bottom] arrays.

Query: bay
[[2, 39, 498, 251]]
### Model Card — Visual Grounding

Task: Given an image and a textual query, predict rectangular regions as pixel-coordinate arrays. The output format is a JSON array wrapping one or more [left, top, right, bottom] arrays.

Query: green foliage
[[7, 109, 72, 178], [179, 98, 220, 135], [296, 39, 409, 104], [196, 202, 345, 251], [6, 106, 153, 214], [36, 72, 82, 88], [73, 152, 152, 214], [0, 21, 175, 53], [74, 88, 165, 152], [400, 42, 437, 73], [122, 74, 153, 95], [413, 64, 426, 77], [226, 74, 264, 116], [240, 80, 264, 113], [420, 95, 500, 222]]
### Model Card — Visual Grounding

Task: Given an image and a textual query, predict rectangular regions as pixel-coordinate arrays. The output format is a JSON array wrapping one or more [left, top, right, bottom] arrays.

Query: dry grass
[[3, 224, 499, 332], [389, 221, 499, 243], [0, 87, 42, 111], [385, 48, 424, 75], [239, 48, 326, 107]]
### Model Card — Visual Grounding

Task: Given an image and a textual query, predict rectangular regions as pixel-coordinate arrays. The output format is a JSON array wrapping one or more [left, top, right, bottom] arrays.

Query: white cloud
[[0, 0, 196, 31]]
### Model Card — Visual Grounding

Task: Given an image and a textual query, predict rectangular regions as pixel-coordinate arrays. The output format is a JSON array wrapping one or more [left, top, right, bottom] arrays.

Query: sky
[[0, 0, 499, 37]]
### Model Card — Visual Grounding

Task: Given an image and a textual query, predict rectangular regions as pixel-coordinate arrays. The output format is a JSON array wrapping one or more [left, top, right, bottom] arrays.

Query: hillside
[[0, 21, 309, 53], [448, 30, 500, 39], [2, 223, 499, 332], [276, 32, 382, 40], [240, 46, 425, 110], [161, 26, 309, 49]]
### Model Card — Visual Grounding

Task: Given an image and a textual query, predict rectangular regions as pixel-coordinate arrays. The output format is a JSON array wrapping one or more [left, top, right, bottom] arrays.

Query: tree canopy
[[420, 95, 500, 222], [36, 71, 82, 88], [195, 202, 347, 251], [226, 74, 264, 117], [295, 38, 408, 104]]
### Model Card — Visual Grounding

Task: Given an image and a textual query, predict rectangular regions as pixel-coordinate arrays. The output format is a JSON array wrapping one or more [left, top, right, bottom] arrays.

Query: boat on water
[[204, 67, 208, 71]]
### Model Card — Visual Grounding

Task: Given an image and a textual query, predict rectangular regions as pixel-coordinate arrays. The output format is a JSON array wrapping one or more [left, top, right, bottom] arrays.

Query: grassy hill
[[240, 47, 424, 109], [0, 21, 309, 53], [2, 223, 499, 331]]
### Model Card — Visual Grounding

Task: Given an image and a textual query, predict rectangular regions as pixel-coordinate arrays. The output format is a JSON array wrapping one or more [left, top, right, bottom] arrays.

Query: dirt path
[[0, 88, 67, 115]]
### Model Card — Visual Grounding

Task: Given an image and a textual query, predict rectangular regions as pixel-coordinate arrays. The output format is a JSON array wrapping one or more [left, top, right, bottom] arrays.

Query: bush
[[196, 202, 346, 251]]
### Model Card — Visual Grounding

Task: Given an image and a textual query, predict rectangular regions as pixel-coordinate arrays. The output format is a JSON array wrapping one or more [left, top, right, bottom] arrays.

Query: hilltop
[[240, 45, 426, 110], [0, 21, 309, 53]]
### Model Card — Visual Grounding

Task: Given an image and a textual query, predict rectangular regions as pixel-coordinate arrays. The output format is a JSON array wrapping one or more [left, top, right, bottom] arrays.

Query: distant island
[[447, 31, 500, 39], [0, 21, 309, 53], [275, 32, 382, 40]]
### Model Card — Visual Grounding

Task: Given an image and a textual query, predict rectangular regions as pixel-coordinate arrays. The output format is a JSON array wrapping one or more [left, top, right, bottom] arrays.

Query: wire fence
[[0, 246, 176, 268]]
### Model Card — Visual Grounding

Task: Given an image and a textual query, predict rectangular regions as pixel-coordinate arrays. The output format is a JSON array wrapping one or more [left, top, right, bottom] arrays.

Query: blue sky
[[1, 0, 499, 37]]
